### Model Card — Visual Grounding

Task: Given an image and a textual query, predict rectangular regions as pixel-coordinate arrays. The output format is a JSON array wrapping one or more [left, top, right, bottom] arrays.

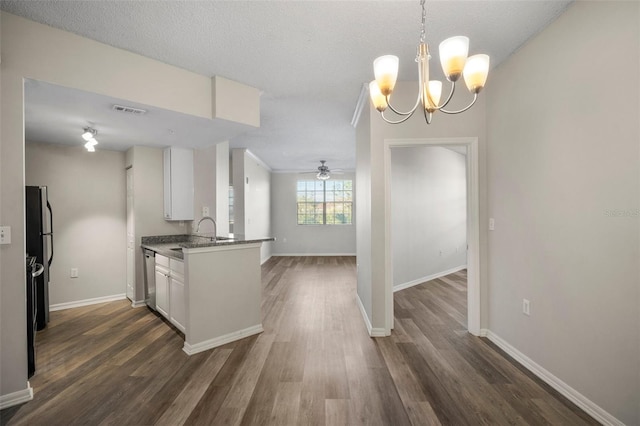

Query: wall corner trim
[[351, 83, 368, 128], [183, 324, 264, 355], [484, 330, 624, 426], [245, 149, 272, 172], [356, 293, 388, 338], [0, 383, 33, 410], [131, 300, 148, 308]]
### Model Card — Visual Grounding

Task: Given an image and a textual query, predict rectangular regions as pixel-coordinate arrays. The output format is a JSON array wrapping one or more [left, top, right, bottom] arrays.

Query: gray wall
[[357, 81, 487, 331], [193, 141, 230, 236], [126, 146, 186, 302], [25, 142, 127, 305], [391, 147, 466, 288], [232, 149, 272, 263], [485, 2, 639, 424], [356, 103, 373, 322], [270, 172, 356, 255]]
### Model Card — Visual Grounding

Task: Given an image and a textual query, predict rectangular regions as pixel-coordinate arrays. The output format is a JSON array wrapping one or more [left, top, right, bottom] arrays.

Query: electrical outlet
[[522, 299, 530, 316], [489, 218, 495, 231], [70, 268, 79, 278], [202, 206, 210, 216]]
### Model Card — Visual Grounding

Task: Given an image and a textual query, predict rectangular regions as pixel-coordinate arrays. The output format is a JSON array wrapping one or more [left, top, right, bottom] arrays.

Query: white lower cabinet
[[155, 255, 170, 318], [154, 254, 186, 333], [169, 259, 186, 333]]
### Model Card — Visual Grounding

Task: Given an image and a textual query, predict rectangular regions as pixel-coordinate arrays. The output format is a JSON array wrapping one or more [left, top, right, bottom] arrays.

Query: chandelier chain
[[420, 0, 426, 43]]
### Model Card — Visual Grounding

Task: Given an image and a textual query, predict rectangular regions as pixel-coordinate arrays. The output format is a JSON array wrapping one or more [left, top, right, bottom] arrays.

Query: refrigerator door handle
[[46, 200, 54, 267]]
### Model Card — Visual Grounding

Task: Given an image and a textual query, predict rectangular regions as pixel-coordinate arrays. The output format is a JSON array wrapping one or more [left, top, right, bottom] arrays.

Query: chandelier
[[369, 0, 490, 124]]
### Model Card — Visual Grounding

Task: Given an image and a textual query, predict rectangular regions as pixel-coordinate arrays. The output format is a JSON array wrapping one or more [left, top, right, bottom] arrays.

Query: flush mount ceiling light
[[369, 0, 490, 124], [82, 127, 98, 152]]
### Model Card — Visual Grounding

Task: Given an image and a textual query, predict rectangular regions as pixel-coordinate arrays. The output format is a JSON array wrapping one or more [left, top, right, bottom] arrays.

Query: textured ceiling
[[2, 0, 573, 171]]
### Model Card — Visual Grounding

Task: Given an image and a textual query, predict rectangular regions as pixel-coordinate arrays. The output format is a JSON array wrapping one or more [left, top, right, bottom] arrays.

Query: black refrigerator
[[25, 186, 54, 331]]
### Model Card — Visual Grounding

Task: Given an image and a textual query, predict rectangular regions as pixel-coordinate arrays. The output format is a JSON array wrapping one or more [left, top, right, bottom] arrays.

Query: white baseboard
[[0, 382, 33, 410], [483, 329, 623, 426], [182, 324, 264, 355], [130, 300, 147, 308], [393, 265, 467, 292], [261, 255, 272, 265], [50, 293, 127, 312], [272, 253, 356, 257], [356, 294, 387, 337]]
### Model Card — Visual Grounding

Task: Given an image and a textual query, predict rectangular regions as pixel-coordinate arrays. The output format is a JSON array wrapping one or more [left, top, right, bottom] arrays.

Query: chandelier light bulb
[[439, 36, 469, 82], [463, 54, 490, 93], [369, 81, 389, 112], [373, 55, 399, 96], [426, 80, 442, 112]]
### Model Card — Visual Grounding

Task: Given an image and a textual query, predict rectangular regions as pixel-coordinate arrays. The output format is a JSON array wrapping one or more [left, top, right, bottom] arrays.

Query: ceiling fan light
[[373, 55, 399, 96], [85, 141, 96, 152], [463, 54, 490, 93], [439, 36, 469, 81], [369, 81, 389, 112], [316, 172, 330, 180], [81, 130, 94, 141]]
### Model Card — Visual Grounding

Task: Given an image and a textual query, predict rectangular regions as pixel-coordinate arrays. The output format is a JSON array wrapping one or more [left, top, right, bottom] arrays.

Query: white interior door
[[126, 167, 135, 301]]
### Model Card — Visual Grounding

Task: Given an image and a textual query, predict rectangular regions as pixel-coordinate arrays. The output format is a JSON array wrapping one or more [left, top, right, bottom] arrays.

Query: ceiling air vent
[[112, 104, 147, 115]]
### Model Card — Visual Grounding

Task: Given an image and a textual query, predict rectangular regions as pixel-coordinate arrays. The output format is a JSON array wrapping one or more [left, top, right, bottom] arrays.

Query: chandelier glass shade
[[369, 0, 490, 124]]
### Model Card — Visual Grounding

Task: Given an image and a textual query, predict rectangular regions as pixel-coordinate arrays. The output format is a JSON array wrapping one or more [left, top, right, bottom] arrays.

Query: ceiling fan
[[301, 160, 344, 180]]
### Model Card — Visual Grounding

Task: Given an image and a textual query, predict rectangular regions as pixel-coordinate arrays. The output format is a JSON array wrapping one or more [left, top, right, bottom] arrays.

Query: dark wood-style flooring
[[1, 257, 596, 425]]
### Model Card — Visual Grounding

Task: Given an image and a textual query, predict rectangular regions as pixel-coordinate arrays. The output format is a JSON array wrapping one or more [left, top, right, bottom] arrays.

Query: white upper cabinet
[[164, 147, 194, 221]]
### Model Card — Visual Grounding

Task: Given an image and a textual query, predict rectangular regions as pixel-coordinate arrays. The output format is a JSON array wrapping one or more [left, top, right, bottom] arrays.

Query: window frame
[[296, 179, 353, 226]]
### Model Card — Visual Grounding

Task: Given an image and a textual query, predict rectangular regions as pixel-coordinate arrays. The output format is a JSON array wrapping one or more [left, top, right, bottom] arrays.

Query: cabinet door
[[170, 274, 186, 333], [163, 147, 194, 221], [155, 268, 170, 318]]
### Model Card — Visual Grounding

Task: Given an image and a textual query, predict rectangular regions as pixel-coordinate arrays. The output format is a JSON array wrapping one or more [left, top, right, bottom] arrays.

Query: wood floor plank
[[155, 348, 232, 426], [1, 261, 598, 426]]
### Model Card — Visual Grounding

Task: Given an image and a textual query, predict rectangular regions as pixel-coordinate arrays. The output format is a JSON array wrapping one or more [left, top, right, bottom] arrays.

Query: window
[[297, 180, 353, 225]]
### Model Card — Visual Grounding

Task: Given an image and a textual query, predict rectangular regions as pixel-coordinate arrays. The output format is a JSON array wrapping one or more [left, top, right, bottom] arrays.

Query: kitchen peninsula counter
[[141, 234, 273, 355], [141, 234, 274, 260]]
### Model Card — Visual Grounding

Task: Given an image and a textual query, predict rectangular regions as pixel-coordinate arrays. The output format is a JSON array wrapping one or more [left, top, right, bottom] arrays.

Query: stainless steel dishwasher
[[143, 249, 156, 310]]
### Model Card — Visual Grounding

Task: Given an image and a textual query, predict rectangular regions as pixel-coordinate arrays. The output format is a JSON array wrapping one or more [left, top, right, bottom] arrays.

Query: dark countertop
[[141, 234, 275, 260]]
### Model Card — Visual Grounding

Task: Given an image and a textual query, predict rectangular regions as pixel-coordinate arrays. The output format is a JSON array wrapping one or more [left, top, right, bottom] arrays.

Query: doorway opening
[[383, 137, 481, 335]]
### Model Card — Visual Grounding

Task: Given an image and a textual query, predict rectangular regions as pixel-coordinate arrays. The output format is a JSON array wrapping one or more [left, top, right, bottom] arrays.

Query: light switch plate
[[0, 226, 11, 244], [489, 218, 495, 231]]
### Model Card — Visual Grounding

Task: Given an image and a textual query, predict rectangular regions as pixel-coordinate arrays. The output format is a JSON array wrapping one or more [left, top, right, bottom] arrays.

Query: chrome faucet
[[195, 216, 217, 241]]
